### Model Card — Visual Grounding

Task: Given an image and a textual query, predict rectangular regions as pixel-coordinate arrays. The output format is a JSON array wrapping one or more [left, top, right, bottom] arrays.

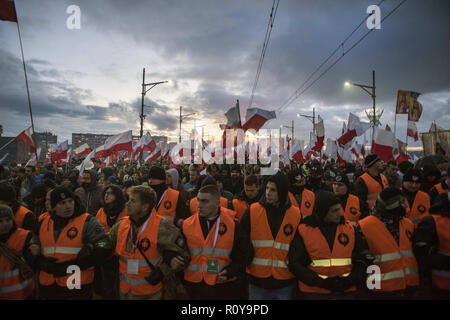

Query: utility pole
[[179, 106, 196, 143], [140, 68, 168, 138]]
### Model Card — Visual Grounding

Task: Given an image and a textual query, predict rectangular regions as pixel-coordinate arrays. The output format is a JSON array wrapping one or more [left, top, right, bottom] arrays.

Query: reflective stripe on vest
[[119, 256, 163, 268], [310, 258, 352, 267], [42, 246, 82, 255], [0, 278, 33, 294], [247, 203, 301, 280]]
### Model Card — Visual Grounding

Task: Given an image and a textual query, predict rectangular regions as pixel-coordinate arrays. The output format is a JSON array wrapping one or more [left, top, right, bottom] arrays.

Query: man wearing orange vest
[[288, 191, 370, 299], [241, 171, 301, 300], [36, 187, 112, 300], [230, 174, 262, 222], [413, 192, 450, 299], [148, 166, 189, 228], [287, 169, 315, 218], [402, 169, 430, 225], [108, 185, 190, 300], [429, 165, 450, 204], [358, 187, 420, 299], [0, 204, 39, 300], [0, 182, 37, 233], [182, 185, 252, 300], [354, 154, 389, 216], [332, 173, 362, 225]]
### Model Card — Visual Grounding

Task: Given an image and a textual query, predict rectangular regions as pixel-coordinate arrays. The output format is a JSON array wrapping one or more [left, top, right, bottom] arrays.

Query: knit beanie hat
[[201, 176, 217, 187], [0, 204, 14, 220], [148, 166, 166, 181], [403, 168, 422, 183], [313, 190, 341, 220], [50, 186, 75, 208], [365, 154, 381, 168], [375, 187, 406, 217], [334, 173, 350, 188]]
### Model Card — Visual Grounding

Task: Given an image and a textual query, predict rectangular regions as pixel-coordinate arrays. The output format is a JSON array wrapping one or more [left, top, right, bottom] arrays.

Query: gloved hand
[[76, 244, 95, 269], [145, 267, 164, 285], [315, 277, 336, 291], [330, 276, 353, 292], [52, 261, 76, 277], [38, 256, 59, 274], [39, 256, 76, 277]]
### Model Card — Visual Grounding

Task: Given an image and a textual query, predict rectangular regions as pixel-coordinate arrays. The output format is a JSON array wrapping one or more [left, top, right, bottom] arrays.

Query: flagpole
[[394, 113, 397, 137], [16, 14, 40, 177]]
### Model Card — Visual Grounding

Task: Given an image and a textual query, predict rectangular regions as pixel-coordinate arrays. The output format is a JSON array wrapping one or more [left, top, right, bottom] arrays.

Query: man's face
[[231, 170, 240, 178], [81, 173, 91, 185], [45, 192, 52, 212], [403, 181, 420, 193], [375, 160, 386, 173], [323, 203, 342, 224], [54, 198, 75, 218], [293, 177, 306, 188], [216, 181, 223, 192], [265, 181, 279, 206], [244, 184, 259, 200], [25, 167, 33, 178], [189, 170, 198, 183], [165, 173, 173, 186], [197, 192, 219, 218], [386, 164, 399, 177], [126, 192, 149, 220], [0, 216, 13, 235], [333, 182, 348, 196]]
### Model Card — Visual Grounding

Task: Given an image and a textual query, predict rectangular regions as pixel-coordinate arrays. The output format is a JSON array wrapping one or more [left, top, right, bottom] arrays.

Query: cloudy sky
[[0, 0, 449, 149]]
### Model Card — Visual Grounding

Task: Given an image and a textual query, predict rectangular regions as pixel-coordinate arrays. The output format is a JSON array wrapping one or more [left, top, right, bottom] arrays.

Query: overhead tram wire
[[248, 0, 280, 110], [276, 0, 408, 114]]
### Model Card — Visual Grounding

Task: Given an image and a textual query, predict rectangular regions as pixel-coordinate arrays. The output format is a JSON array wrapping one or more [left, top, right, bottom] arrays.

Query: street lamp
[[179, 106, 196, 143], [280, 120, 295, 145], [344, 70, 379, 142], [140, 68, 168, 138], [297, 107, 316, 134]]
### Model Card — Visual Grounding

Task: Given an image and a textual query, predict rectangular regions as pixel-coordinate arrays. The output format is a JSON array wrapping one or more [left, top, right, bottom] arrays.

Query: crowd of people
[[0, 155, 449, 300]]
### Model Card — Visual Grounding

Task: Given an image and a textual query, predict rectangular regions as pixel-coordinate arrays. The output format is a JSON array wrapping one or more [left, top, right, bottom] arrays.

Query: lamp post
[[140, 68, 168, 138], [344, 70, 379, 143], [179, 106, 196, 143], [280, 120, 295, 146], [297, 107, 316, 134]]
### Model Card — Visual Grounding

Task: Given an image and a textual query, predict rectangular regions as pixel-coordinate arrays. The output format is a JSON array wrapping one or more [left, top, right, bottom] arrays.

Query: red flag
[[407, 121, 419, 142], [15, 126, 36, 152], [0, 0, 17, 22], [291, 141, 304, 164], [104, 130, 132, 155], [224, 100, 242, 129], [74, 143, 92, 158], [371, 127, 395, 162]]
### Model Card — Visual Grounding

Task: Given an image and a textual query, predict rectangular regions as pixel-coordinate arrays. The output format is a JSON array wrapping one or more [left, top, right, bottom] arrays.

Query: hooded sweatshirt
[[75, 170, 104, 216]]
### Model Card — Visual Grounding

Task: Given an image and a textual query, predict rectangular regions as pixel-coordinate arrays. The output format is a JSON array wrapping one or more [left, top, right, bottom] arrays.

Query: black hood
[[263, 171, 290, 207], [302, 190, 342, 227]]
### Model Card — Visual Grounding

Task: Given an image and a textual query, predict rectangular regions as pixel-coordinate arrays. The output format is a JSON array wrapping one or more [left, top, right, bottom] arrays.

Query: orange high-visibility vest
[[183, 209, 236, 285], [190, 196, 229, 215], [232, 198, 249, 222], [116, 215, 163, 296], [39, 213, 94, 287], [431, 183, 449, 195], [155, 188, 179, 224], [298, 221, 356, 294], [247, 202, 301, 280], [405, 191, 430, 225], [341, 194, 361, 226], [38, 211, 49, 223], [359, 215, 419, 292], [360, 173, 389, 209], [96, 206, 127, 232], [14, 206, 34, 229], [0, 228, 34, 300], [431, 215, 450, 291], [288, 189, 315, 217]]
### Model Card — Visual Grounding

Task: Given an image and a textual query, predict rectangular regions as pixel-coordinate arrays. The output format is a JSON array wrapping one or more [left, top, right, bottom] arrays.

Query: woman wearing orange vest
[[108, 185, 190, 300], [0, 182, 37, 232], [241, 171, 301, 300], [288, 169, 315, 217], [36, 187, 113, 300], [288, 191, 370, 300], [402, 169, 430, 225], [94, 184, 127, 299], [0, 205, 38, 300], [413, 192, 450, 299], [332, 173, 363, 225], [358, 187, 420, 299], [148, 166, 190, 228], [182, 185, 252, 300]]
